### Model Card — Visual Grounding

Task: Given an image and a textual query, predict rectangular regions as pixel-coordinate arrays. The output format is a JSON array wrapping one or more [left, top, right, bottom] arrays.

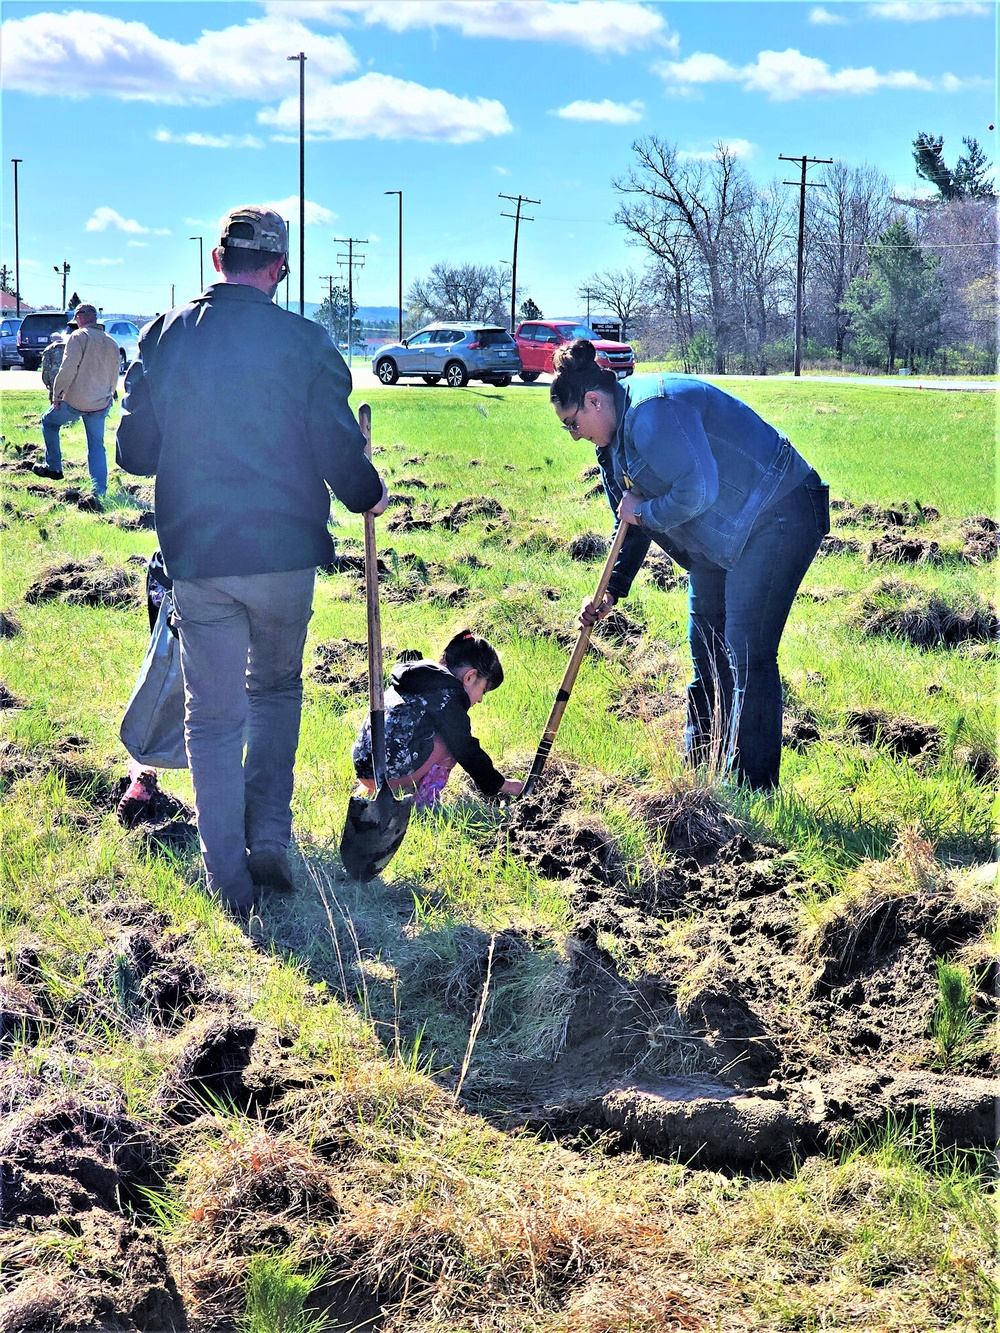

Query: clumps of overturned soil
[[592, 607, 645, 647], [0, 609, 22, 638], [850, 577, 998, 648], [832, 499, 938, 528], [310, 638, 402, 694], [0, 681, 22, 710], [24, 556, 140, 610], [442, 496, 509, 531], [479, 767, 996, 1162], [644, 552, 688, 591], [846, 708, 940, 759], [961, 515, 998, 564], [104, 508, 157, 532], [867, 531, 942, 565], [818, 534, 862, 557], [0, 1092, 185, 1332], [0, 738, 117, 807], [567, 531, 608, 561]]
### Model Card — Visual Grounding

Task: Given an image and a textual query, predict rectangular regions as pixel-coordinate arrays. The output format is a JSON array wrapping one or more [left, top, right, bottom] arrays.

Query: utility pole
[[283, 219, 290, 310], [53, 261, 70, 309], [170, 283, 175, 307], [335, 236, 368, 366], [318, 272, 336, 338], [581, 286, 593, 326], [384, 190, 402, 341], [189, 235, 204, 291], [11, 159, 22, 316], [779, 153, 832, 377], [499, 192, 540, 334], [287, 52, 306, 316]]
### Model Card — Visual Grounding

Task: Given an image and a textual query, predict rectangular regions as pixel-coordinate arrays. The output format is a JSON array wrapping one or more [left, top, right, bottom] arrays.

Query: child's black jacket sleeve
[[435, 696, 506, 795]]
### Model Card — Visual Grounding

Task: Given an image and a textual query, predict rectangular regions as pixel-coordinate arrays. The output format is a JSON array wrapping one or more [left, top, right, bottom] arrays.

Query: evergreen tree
[[313, 284, 360, 347], [519, 297, 542, 320], [843, 218, 942, 372], [913, 132, 994, 199]]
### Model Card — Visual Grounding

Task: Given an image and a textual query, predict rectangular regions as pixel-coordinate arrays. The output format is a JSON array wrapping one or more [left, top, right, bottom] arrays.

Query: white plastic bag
[[120, 591, 188, 769]]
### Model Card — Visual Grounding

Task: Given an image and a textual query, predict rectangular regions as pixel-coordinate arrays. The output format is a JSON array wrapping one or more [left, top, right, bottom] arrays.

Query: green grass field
[[1, 377, 996, 1331]]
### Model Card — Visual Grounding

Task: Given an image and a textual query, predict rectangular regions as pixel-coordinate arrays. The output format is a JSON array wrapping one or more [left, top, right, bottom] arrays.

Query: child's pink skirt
[[356, 736, 457, 811]]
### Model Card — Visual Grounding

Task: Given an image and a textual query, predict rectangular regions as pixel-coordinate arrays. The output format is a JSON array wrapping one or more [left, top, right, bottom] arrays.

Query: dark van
[[16, 312, 73, 371]]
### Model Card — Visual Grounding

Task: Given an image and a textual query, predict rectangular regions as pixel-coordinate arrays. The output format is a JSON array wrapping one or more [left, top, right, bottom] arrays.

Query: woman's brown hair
[[549, 338, 617, 410]]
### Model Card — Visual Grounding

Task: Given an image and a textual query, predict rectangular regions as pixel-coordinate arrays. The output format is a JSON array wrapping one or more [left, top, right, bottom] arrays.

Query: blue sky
[[2, 0, 994, 320]]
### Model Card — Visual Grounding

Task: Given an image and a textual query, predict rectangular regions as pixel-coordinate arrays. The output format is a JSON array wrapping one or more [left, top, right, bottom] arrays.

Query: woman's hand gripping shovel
[[520, 518, 630, 799], [339, 404, 414, 881]]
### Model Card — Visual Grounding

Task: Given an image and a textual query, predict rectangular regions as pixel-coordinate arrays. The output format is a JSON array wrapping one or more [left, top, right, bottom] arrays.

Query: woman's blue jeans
[[685, 477, 829, 790], [41, 401, 109, 495]]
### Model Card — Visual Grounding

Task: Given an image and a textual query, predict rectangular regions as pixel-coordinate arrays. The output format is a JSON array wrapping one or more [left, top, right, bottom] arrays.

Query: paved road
[[4, 365, 992, 395]]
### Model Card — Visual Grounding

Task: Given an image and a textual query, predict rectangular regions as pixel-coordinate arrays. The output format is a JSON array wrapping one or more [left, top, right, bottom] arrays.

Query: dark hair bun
[[552, 337, 597, 375]]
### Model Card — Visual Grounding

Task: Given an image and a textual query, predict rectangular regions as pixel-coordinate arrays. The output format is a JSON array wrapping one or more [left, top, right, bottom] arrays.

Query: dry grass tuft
[[849, 577, 998, 648], [629, 786, 737, 854]]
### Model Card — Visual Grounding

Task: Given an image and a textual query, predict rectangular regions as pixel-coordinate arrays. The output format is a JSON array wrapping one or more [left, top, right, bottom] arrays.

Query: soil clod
[[24, 557, 140, 610]]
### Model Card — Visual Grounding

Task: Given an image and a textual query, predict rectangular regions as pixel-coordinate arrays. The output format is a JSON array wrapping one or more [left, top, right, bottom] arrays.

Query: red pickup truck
[[513, 319, 634, 382]]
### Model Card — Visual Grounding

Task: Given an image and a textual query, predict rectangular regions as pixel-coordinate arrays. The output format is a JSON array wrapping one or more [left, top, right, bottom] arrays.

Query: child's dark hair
[[550, 338, 617, 410], [441, 630, 504, 691]]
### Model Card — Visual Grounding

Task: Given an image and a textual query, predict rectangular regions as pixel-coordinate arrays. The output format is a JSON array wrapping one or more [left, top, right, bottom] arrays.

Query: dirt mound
[[386, 503, 435, 533], [850, 577, 998, 648], [610, 686, 677, 723], [24, 557, 139, 610], [846, 708, 940, 758], [0, 682, 21, 710], [579, 465, 601, 481], [818, 534, 862, 556], [104, 508, 157, 531], [568, 532, 608, 561], [592, 608, 645, 647], [629, 788, 738, 855], [961, 515, 998, 564], [867, 532, 942, 565], [832, 500, 937, 528], [441, 496, 509, 531], [644, 553, 688, 591], [783, 711, 820, 749], [0, 1092, 184, 1331], [497, 772, 622, 889], [0, 610, 22, 638]]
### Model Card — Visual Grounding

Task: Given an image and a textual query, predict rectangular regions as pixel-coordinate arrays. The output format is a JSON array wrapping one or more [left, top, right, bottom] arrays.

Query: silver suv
[[372, 322, 521, 388]]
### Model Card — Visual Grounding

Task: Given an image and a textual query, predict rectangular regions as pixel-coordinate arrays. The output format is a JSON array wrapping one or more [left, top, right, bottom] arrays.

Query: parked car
[[0, 317, 23, 369], [514, 320, 634, 382], [103, 318, 140, 373], [16, 312, 73, 371], [372, 323, 521, 388]]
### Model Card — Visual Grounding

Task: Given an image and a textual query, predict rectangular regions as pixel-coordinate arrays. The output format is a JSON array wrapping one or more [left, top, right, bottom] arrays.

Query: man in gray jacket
[[117, 205, 387, 915], [34, 303, 119, 498]]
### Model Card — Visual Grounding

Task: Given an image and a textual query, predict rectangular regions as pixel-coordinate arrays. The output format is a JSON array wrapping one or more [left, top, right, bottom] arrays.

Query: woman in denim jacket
[[553, 339, 829, 790]]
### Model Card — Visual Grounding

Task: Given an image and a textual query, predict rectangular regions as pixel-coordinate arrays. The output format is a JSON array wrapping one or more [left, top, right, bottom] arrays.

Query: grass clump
[[850, 576, 998, 648], [239, 1251, 330, 1333]]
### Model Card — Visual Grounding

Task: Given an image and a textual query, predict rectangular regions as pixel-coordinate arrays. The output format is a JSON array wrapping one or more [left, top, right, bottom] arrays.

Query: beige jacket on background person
[[52, 324, 120, 412]]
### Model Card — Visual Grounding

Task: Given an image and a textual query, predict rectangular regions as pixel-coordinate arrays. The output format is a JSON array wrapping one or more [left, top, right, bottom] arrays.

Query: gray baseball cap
[[218, 206, 288, 255]]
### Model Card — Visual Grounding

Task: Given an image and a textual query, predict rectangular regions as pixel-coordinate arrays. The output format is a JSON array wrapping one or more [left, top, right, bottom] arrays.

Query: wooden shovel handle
[[522, 520, 630, 797], [358, 403, 388, 788]]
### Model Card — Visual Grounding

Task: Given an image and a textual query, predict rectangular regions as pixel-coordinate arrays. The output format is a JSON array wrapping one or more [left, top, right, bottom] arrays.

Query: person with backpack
[[40, 329, 69, 401], [352, 632, 523, 809]]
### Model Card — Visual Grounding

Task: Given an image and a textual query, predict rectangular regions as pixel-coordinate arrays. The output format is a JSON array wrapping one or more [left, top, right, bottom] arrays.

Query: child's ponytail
[[441, 630, 504, 691]]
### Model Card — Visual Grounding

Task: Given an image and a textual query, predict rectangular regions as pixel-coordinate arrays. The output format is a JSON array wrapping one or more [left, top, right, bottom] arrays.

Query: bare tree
[[805, 161, 896, 361], [614, 138, 752, 371], [914, 197, 997, 368], [406, 262, 511, 329], [576, 268, 646, 340], [728, 182, 793, 372]]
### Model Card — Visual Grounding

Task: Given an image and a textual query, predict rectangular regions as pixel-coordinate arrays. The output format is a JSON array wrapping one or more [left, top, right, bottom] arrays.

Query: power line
[[780, 153, 832, 377]]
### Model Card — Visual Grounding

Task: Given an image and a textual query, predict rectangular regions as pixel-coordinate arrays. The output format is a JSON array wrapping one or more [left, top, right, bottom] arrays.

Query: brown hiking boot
[[247, 850, 296, 894]]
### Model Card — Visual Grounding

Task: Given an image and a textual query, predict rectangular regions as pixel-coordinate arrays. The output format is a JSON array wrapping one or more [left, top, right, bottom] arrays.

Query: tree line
[[399, 132, 994, 377]]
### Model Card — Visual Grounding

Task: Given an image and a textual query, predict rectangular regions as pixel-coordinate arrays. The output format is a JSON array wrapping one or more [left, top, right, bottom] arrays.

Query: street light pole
[[189, 235, 204, 291], [287, 52, 307, 316], [11, 159, 22, 316], [384, 190, 402, 341]]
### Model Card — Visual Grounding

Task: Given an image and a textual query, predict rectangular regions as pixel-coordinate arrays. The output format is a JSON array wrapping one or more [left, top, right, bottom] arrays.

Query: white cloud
[[679, 138, 756, 161], [257, 197, 337, 226], [127, 241, 149, 248], [154, 129, 264, 149], [87, 257, 124, 266], [1, 10, 357, 103], [867, 2, 988, 18], [85, 206, 170, 236], [809, 6, 848, 23], [495, 166, 511, 176], [554, 99, 644, 124], [259, 72, 512, 143], [939, 72, 991, 90], [267, 1, 674, 56], [655, 47, 941, 100]]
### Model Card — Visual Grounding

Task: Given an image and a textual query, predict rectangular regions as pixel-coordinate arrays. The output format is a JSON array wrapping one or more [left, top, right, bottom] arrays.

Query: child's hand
[[501, 778, 524, 796]]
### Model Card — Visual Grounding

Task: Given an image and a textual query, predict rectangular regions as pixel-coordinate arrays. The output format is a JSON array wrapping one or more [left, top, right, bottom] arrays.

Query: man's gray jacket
[[116, 282, 382, 580]]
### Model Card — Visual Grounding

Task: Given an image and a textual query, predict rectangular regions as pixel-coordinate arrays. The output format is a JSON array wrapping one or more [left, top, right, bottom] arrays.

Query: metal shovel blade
[[339, 783, 414, 882]]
